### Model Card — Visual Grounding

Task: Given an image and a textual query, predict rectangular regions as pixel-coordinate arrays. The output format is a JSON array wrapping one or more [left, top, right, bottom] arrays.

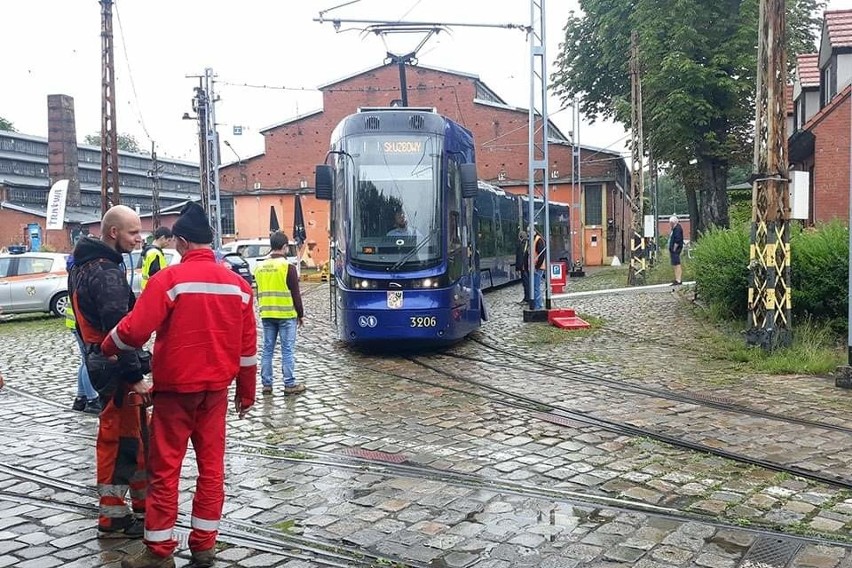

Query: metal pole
[[541, 0, 551, 310], [527, 0, 550, 311], [836, 80, 852, 386], [526, 1, 536, 310], [576, 96, 582, 268], [568, 104, 575, 269], [847, 87, 852, 366], [207, 68, 223, 250]]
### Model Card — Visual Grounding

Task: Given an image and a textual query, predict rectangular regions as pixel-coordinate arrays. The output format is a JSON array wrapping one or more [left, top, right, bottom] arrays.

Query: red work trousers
[[97, 392, 149, 529], [144, 389, 228, 558]]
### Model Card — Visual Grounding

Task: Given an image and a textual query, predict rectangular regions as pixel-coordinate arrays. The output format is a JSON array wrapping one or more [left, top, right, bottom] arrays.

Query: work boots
[[121, 548, 175, 568], [189, 548, 216, 568], [98, 515, 144, 539]]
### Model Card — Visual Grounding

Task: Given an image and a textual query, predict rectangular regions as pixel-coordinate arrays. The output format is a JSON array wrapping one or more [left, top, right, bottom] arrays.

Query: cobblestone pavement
[[1, 272, 852, 567]]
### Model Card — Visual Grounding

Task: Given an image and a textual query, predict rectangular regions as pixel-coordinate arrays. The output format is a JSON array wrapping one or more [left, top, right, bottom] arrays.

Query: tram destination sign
[[383, 141, 423, 153]]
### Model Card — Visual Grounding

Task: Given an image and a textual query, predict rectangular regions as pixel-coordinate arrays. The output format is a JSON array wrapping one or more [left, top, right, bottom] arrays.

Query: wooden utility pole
[[100, 0, 120, 214], [747, 0, 792, 350], [627, 31, 647, 286]]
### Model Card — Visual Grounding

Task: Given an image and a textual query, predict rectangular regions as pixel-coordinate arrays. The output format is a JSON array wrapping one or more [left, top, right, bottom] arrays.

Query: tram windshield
[[347, 134, 442, 269]]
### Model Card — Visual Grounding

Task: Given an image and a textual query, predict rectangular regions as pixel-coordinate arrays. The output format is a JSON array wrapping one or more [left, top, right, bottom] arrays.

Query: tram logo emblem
[[358, 315, 378, 328], [387, 290, 404, 309]]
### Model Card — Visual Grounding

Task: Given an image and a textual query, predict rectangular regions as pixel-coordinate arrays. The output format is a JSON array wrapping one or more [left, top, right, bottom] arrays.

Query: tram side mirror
[[460, 163, 479, 199], [315, 165, 333, 200]]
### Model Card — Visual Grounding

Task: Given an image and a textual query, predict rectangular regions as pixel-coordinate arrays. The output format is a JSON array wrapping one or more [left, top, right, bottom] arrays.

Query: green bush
[[693, 222, 849, 330], [692, 225, 750, 318], [790, 221, 848, 331]]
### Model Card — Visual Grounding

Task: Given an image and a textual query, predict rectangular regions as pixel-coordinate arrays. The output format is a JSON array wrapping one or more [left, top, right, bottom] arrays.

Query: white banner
[[46, 180, 69, 230]]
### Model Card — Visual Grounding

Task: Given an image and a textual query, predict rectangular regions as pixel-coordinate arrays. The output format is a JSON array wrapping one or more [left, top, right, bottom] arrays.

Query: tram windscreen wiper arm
[[389, 232, 433, 272]]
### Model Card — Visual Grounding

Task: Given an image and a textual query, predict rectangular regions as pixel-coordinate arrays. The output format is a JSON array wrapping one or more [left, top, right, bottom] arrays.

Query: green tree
[[0, 116, 16, 132], [83, 132, 146, 154], [553, 0, 824, 239]]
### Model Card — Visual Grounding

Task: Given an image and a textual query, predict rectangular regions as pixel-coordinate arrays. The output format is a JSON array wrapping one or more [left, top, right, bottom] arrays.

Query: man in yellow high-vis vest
[[255, 231, 305, 396], [141, 226, 173, 291]]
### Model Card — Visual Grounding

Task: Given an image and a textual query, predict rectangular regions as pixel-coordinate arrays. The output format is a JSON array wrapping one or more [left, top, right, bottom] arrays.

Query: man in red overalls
[[70, 205, 150, 538], [103, 203, 257, 568]]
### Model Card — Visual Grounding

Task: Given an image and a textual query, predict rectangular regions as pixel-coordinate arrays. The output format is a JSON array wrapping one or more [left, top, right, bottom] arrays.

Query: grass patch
[[274, 519, 297, 533], [516, 313, 605, 346], [700, 316, 844, 375]]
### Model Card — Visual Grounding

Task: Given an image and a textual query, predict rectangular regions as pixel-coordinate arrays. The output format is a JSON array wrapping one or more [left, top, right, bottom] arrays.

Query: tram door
[[449, 159, 477, 321]]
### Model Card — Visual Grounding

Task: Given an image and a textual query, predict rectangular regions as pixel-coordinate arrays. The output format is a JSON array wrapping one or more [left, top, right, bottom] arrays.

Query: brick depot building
[[788, 9, 852, 224], [219, 63, 630, 267]]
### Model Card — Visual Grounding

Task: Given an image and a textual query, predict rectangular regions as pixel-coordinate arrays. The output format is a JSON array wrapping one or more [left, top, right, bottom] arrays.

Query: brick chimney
[[47, 94, 81, 207]]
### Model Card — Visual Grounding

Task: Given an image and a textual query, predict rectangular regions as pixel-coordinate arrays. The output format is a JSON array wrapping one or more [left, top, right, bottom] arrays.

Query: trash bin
[[550, 261, 567, 294]]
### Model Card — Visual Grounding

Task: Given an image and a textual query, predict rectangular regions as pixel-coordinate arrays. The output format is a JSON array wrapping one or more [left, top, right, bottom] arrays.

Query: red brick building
[[789, 10, 852, 224], [219, 63, 631, 266]]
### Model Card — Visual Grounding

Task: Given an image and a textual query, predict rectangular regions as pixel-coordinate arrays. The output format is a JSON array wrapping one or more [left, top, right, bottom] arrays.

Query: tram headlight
[[349, 277, 379, 289], [411, 276, 444, 289]]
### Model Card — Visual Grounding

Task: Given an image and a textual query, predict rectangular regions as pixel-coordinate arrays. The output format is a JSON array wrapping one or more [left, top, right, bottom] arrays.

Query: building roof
[[825, 9, 852, 48], [795, 53, 820, 88], [318, 62, 482, 90], [259, 109, 324, 134]]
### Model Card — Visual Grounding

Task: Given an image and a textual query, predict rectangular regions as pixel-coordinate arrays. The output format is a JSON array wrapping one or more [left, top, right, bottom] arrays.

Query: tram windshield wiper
[[389, 232, 433, 272]]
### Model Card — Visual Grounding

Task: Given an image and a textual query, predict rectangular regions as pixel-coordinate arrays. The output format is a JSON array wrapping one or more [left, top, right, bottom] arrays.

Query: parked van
[[220, 239, 299, 274]]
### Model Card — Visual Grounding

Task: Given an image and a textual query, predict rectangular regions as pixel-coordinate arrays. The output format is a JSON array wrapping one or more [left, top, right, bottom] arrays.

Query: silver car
[[0, 252, 70, 317]]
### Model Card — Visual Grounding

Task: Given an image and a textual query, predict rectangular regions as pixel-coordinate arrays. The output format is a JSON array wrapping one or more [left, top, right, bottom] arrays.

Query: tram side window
[[448, 161, 462, 250], [448, 161, 463, 280]]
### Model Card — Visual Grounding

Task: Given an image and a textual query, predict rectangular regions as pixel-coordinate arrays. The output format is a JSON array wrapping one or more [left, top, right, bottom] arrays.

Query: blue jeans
[[261, 318, 298, 387], [533, 269, 545, 310], [73, 330, 98, 400]]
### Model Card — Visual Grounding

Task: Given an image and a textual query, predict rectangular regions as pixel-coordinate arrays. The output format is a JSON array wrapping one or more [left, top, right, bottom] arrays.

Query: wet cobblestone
[[1, 278, 852, 566]]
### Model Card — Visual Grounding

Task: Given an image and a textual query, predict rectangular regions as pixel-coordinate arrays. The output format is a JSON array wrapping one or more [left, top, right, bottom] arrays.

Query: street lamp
[[224, 140, 248, 191]]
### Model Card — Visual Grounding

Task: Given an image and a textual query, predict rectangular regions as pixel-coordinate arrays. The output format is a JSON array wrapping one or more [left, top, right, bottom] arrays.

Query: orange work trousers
[[97, 391, 149, 529]]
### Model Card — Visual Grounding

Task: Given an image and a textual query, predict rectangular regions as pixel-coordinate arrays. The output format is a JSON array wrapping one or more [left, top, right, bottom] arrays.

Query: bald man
[[70, 204, 151, 539]]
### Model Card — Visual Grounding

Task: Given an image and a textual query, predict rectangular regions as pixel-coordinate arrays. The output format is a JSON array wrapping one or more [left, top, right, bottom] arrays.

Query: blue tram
[[314, 107, 568, 344]]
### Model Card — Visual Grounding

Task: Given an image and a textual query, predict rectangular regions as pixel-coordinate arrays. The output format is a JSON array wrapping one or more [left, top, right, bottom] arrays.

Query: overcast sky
[[3, 0, 851, 165]]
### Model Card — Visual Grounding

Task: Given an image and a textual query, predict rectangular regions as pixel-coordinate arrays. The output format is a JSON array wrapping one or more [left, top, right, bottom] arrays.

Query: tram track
[[397, 354, 852, 493], [285, 340, 852, 495], [0, 460, 422, 568], [453, 337, 852, 436], [3, 422, 852, 552]]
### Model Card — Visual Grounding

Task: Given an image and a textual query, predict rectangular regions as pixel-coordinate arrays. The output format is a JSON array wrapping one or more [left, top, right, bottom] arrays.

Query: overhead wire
[[114, 0, 153, 144]]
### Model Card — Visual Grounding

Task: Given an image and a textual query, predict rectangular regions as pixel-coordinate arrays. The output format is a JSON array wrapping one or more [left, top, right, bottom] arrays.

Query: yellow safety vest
[[65, 302, 76, 330], [255, 257, 297, 320], [141, 246, 166, 290]]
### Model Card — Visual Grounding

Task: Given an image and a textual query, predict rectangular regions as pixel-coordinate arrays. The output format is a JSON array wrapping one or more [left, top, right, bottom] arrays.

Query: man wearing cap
[[102, 203, 257, 568]]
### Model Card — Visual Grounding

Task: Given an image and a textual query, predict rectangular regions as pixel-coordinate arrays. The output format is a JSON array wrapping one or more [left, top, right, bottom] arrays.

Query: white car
[[0, 252, 70, 317], [220, 239, 300, 274], [123, 248, 181, 296]]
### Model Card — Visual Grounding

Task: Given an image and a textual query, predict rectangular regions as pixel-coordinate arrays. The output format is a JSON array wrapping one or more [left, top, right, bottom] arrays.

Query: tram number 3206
[[410, 316, 437, 328]]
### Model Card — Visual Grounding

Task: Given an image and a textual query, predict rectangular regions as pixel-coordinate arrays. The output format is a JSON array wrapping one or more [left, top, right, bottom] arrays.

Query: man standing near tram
[[255, 230, 305, 396], [523, 227, 547, 310], [141, 226, 173, 291]]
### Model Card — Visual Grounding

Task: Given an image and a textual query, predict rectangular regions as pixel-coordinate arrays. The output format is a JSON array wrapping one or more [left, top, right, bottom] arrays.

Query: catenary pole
[[100, 0, 120, 213], [527, 0, 550, 311]]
